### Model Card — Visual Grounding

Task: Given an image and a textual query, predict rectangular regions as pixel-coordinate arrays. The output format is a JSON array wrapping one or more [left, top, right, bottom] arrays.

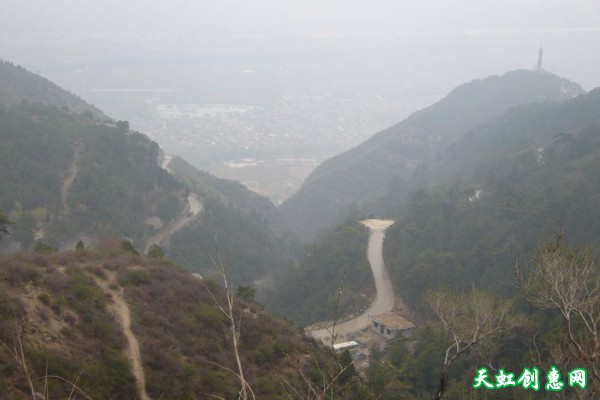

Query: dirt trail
[[96, 274, 151, 400], [61, 145, 82, 214], [307, 219, 396, 344], [143, 193, 203, 254]]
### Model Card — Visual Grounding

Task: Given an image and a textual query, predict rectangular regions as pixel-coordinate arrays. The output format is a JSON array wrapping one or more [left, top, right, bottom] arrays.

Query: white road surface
[[143, 193, 203, 254], [307, 219, 395, 344]]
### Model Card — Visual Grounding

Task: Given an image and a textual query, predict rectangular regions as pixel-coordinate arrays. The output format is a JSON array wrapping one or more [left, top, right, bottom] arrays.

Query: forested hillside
[[282, 70, 584, 242], [165, 156, 297, 283], [0, 61, 297, 285], [363, 88, 600, 399], [0, 102, 185, 249], [385, 121, 600, 310], [263, 220, 371, 326], [366, 124, 600, 398]]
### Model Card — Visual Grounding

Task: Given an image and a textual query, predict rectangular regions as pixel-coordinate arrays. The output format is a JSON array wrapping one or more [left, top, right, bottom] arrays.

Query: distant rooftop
[[370, 312, 415, 331]]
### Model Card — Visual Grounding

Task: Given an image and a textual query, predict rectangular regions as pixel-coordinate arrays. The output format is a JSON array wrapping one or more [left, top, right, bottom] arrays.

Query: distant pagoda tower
[[536, 47, 544, 70]]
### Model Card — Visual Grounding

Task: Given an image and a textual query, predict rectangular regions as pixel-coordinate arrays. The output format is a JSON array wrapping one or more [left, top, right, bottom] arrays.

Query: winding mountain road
[[307, 219, 395, 344], [143, 193, 203, 254], [61, 144, 82, 214]]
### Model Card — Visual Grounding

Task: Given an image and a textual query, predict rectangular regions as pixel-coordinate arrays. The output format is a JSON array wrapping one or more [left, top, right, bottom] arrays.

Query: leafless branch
[[426, 286, 516, 400]]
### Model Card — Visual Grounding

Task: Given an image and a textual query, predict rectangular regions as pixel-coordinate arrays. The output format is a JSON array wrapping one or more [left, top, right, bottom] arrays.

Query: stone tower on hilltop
[[536, 47, 544, 70]]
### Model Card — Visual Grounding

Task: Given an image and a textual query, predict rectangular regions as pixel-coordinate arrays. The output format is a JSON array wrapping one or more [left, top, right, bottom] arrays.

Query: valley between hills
[[2, 57, 600, 399]]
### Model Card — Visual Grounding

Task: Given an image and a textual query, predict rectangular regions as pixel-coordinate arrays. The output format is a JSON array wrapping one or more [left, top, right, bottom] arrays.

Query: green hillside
[[263, 220, 371, 326], [0, 61, 296, 285], [0, 102, 185, 249], [384, 92, 600, 310], [281, 70, 584, 242]]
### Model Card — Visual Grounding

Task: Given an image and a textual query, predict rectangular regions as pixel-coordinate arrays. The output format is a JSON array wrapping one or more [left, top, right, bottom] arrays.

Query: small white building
[[369, 312, 415, 339], [333, 341, 359, 353]]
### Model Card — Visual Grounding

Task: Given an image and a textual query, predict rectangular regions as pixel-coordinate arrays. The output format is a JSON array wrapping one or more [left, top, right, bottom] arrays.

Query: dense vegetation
[[264, 220, 371, 326], [384, 99, 600, 311], [0, 103, 185, 248], [169, 194, 292, 284], [3, 58, 600, 398], [166, 156, 298, 284], [360, 99, 600, 397]]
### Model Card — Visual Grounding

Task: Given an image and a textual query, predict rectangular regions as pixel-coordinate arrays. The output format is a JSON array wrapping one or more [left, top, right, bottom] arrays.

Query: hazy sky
[[2, 0, 600, 40], [1, 0, 599, 117]]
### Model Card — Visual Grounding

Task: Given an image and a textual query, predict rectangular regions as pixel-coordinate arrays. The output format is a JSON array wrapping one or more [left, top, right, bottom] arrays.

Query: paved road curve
[[143, 193, 203, 254], [307, 219, 395, 344]]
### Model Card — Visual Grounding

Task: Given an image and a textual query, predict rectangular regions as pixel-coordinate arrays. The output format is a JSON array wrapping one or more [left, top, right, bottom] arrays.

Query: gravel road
[[307, 219, 395, 344]]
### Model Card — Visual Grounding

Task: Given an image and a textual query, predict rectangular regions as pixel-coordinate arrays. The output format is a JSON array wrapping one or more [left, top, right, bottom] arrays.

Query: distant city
[[132, 94, 427, 203]]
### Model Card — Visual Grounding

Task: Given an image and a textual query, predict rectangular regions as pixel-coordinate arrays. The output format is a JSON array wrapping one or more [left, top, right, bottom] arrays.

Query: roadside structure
[[369, 312, 415, 339]]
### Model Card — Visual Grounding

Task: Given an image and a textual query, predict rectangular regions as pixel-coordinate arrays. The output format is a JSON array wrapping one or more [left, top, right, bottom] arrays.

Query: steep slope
[[0, 251, 328, 399], [0, 60, 106, 119], [281, 70, 584, 242], [0, 103, 186, 249], [165, 156, 296, 283], [0, 61, 296, 285], [167, 155, 292, 237], [263, 220, 371, 326], [382, 94, 600, 310]]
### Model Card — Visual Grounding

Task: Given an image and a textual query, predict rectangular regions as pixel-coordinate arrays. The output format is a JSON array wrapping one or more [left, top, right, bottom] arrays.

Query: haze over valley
[[3, 1, 600, 202], [2, 1, 600, 399]]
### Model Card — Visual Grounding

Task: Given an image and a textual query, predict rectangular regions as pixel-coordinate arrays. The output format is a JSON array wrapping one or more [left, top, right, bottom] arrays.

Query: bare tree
[[518, 235, 600, 395], [426, 286, 515, 400], [1, 320, 94, 400], [203, 239, 361, 400], [202, 239, 256, 400]]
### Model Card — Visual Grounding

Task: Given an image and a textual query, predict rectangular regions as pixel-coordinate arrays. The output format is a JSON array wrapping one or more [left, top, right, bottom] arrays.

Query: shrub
[[125, 270, 151, 285]]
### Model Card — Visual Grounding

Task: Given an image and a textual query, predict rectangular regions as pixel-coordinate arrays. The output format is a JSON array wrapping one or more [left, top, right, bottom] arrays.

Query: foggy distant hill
[[0, 60, 107, 119], [281, 70, 584, 242]]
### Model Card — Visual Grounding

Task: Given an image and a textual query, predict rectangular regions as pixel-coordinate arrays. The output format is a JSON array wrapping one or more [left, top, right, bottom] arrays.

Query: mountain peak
[[282, 70, 586, 242]]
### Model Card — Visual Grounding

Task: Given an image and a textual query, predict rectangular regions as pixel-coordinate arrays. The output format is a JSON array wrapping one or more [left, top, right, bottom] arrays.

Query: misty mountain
[[281, 70, 584, 242], [0, 61, 293, 284], [384, 118, 600, 311], [412, 87, 600, 192], [267, 71, 600, 344], [0, 60, 106, 119]]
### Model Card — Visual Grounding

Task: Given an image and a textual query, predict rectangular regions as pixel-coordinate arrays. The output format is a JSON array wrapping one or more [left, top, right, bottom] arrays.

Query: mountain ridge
[[281, 69, 584, 242], [0, 60, 294, 284], [0, 60, 107, 119]]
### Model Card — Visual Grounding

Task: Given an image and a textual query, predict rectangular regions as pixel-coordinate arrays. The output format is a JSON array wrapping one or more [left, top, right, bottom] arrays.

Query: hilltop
[[281, 70, 584, 242], [0, 60, 106, 120]]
